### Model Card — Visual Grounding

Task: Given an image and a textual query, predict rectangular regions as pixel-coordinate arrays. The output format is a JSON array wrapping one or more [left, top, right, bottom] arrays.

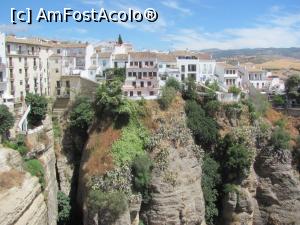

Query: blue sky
[[0, 0, 300, 50]]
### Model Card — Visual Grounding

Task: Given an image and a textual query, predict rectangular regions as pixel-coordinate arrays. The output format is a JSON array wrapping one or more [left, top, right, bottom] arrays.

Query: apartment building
[[247, 68, 268, 90], [174, 51, 216, 83], [5, 35, 51, 102], [0, 33, 7, 104], [215, 62, 248, 89], [157, 53, 180, 86], [48, 42, 87, 97], [87, 41, 132, 81], [123, 52, 159, 99]]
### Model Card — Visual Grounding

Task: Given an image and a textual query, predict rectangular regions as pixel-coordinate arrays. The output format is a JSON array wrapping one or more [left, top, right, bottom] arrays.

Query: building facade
[[123, 52, 159, 99]]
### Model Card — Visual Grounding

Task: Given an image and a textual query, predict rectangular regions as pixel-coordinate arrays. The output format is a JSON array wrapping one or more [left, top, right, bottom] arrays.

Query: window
[[130, 62, 133, 66], [150, 91, 154, 96], [181, 74, 185, 81], [19, 69, 22, 74], [56, 81, 61, 88], [66, 80, 70, 88], [188, 64, 196, 72], [132, 81, 136, 87], [19, 57, 21, 62], [138, 72, 142, 79], [143, 72, 147, 77], [0, 72, 2, 82], [7, 45, 10, 53], [145, 61, 149, 66], [153, 72, 157, 77], [149, 72, 153, 77], [130, 91, 133, 96], [57, 89, 60, 95], [114, 62, 118, 68], [137, 91, 142, 96], [181, 65, 185, 72], [133, 72, 136, 77], [141, 81, 144, 87], [128, 72, 132, 77], [150, 61, 153, 66], [56, 68, 59, 73], [147, 81, 151, 87], [57, 49, 61, 54], [134, 61, 138, 66], [20, 80, 23, 85], [18, 46, 22, 54]]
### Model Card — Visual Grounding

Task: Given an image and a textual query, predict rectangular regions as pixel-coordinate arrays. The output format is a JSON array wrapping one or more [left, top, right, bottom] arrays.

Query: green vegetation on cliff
[[0, 104, 14, 138], [25, 93, 48, 127]]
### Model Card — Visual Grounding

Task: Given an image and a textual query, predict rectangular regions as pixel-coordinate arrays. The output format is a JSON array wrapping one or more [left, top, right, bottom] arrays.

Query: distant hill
[[202, 48, 300, 60]]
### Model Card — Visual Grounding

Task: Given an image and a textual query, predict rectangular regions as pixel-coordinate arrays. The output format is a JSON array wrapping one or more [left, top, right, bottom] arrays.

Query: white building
[[173, 51, 216, 83], [247, 68, 268, 90], [157, 53, 180, 86], [0, 33, 8, 104], [5, 35, 51, 103]]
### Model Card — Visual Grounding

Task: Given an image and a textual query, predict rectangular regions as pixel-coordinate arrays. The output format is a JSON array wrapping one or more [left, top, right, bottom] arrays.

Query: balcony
[[25, 85, 30, 90], [8, 63, 13, 68], [24, 62, 28, 68]]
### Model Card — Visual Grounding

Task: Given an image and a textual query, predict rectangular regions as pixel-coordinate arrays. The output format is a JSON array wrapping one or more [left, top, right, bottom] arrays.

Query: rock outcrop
[[0, 148, 48, 225], [145, 97, 206, 225]]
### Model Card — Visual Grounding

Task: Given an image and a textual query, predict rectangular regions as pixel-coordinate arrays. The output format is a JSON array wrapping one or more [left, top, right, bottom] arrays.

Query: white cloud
[[81, 0, 104, 8], [163, 11, 300, 50], [161, 0, 192, 15], [0, 24, 31, 34]]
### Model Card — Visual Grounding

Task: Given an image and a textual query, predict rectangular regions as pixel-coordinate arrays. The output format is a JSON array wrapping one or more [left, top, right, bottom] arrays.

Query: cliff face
[[144, 97, 206, 225], [254, 147, 300, 225], [0, 148, 48, 225], [0, 116, 58, 225], [78, 96, 206, 225]]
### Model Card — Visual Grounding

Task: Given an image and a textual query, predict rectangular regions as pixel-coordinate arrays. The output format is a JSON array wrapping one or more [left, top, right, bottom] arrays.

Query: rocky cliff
[[0, 147, 48, 225], [144, 97, 206, 225], [0, 116, 58, 225]]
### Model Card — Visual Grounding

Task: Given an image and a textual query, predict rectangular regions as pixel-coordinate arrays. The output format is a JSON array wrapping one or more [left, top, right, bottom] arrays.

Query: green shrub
[[285, 74, 300, 103], [132, 154, 152, 202], [183, 77, 197, 100], [223, 183, 239, 194], [225, 144, 251, 180], [94, 80, 123, 116], [202, 155, 221, 225], [69, 97, 94, 131], [273, 95, 285, 106], [204, 100, 221, 117], [25, 159, 45, 189], [52, 119, 61, 139], [87, 190, 127, 224], [25, 93, 48, 127], [0, 104, 14, 137], [228, 86, 241, 95], [112, 120, 149, 166], [3, 134, 29, 156], [270, 126, 291, 150], [224, 103, 243, 119], [248, 86, 269, 116], [165, 77, 181, 91], [57, 191, 71, 225], [185, 100, 219, 149], [159, 86, 177, 110]]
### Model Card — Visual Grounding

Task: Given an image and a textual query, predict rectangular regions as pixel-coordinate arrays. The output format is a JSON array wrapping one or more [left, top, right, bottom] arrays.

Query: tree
[[104, 68, 126, 82], [159, 86, 177, 110], [25, 93, 48, 127], [117, 34, 123, 45], [87, 190, 127, 224], [285, 75, 300, 103], [185, 100, 219, 149], [272, 95, 285, 107], [57, 191, 71, 225], [183, 77, 197, 100], [69, 97, 94, 131], [94, 80, 123, 116], [228, 86, 241, 95], [132, 154, 152, 203], [202, 155, 221, 225], [165, 77, 181, 91], [0, 104, 14, 138]]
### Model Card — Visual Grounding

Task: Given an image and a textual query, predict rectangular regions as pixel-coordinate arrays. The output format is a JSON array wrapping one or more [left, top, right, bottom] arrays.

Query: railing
[[18, 105, 31, 133]]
